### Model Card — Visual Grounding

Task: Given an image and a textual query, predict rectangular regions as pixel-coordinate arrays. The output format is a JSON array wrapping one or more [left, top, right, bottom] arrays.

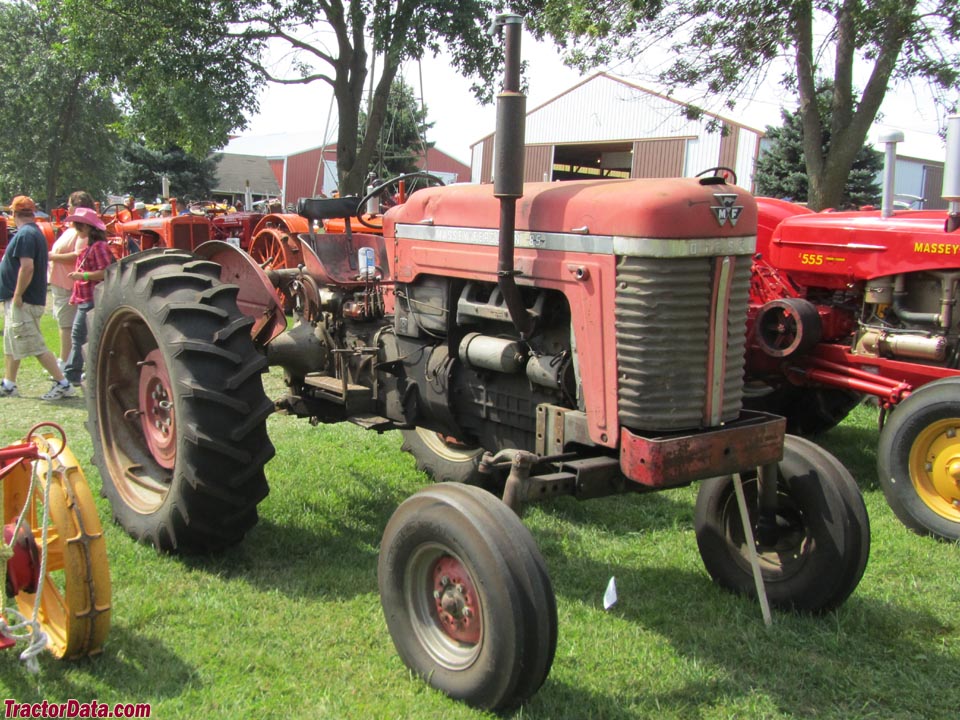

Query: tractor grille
[[615, 255, 749, 432]]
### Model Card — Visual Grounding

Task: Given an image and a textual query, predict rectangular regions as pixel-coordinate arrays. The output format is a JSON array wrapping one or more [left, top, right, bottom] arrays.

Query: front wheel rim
[[404, 544, 482, 670], [908, 419, 960, 521]]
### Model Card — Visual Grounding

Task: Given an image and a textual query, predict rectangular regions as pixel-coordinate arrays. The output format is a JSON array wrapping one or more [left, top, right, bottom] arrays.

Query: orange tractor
[[83, 17, 868, 710]]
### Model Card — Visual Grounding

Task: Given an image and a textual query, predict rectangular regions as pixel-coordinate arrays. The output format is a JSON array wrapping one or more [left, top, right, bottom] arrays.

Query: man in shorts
[[0, 195, 76, 400]]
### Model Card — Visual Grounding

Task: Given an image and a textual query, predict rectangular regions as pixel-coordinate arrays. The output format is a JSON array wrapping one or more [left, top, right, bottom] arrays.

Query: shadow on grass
[[528, 546, 958, 719], [0, 624, 197, 704]]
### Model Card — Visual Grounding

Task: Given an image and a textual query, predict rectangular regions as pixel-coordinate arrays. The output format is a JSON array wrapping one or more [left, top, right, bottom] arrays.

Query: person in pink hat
[[62, 206, 115, 390]]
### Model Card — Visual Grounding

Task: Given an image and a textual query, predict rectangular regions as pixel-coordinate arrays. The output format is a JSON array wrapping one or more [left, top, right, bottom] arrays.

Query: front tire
[[878, 378, 960, 540], [695, 435, 869, 612], [86, 249, 275, 552], [379, 483, 557, 710]]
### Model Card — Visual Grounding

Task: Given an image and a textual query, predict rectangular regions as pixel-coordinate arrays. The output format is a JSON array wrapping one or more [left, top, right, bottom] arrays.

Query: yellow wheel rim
[[908, 418, 960, 522], [3, 434, 111, 659]]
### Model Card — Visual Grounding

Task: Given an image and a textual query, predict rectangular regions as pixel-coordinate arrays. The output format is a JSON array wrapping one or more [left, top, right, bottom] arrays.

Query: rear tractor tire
[[379, 483, 557, 711], [694, 435, 869, 613], [878, 378, 960, 541], [85, 249, 275, 553]]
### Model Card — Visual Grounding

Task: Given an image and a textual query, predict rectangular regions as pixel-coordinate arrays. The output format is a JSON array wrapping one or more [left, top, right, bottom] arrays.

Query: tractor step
[[304, 373, 373, 410], [350, 414, 395, 431]]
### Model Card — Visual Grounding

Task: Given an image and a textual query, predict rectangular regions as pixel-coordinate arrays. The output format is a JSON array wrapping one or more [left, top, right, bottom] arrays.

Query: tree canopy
[[58, 0, 506, 195], [0, 1, 121, 208], [755, 82, 882, 208], [116, 144, 219, 204], [522, 0, 960, 210]]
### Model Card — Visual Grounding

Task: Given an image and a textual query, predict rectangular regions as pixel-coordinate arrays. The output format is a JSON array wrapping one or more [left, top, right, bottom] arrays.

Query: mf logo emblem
[[711, 193, 743, 227]]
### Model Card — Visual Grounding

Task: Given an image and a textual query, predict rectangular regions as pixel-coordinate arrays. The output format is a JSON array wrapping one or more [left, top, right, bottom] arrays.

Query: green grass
[[0, 310, 957, 719]]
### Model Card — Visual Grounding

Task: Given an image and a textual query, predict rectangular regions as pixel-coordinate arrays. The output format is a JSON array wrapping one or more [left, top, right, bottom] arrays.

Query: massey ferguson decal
[[711, 193, 743, 227]]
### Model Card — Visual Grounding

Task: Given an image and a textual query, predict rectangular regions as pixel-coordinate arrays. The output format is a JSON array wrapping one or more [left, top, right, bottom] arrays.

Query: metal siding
[[285, 148, 328, 202], [735, 129, 761, 191], [718, 125, 740, 170], [631, 139, 686, 177], [480, 138, 494, 184], [923, 164, 948, 209], [471, 145, 484, 183], [525, 145, 554, 182], [684, 135, 722, 177], [420, 148, 471, 181]]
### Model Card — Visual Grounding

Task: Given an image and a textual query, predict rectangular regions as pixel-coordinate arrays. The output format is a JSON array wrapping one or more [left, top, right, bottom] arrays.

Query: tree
[[61, 0, 506, 195], [360, 78, 435, 179], [756, 82, 882, 208], [116, 143, 219, 203], [522, 0, 960, 210], [58, 0, 259, 158], [0, 1, 121, 209]]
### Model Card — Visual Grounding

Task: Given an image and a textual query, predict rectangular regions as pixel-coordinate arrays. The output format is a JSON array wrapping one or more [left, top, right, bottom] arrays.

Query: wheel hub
[[432, 557, 481, 644], [3, 523, 40, 597], [912, 420, 960, 517], [138, 348, 176, 470]]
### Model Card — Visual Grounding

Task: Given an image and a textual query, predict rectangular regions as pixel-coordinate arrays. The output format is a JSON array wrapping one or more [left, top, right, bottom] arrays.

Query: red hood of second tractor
[[767, 209, 958, 285], [384, 178, 758, 240]]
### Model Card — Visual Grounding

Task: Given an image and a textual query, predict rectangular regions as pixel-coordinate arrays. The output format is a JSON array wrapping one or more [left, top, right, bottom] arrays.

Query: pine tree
[[755, 82, 882, 209]]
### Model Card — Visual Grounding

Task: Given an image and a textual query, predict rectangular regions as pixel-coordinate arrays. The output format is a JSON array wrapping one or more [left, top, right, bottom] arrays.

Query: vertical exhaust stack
[[879, 130, 904, 218], [492, 14, 533, 339], [944, 115, 960, 233]]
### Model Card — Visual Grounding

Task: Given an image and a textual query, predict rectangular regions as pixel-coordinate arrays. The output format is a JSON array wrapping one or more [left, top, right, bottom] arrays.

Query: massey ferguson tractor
[[83, 17, 869, 710], [746, 117, 960, 542]]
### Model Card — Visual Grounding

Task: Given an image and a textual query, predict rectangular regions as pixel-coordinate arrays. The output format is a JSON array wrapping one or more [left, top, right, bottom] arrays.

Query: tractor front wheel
[[85, 249, 275, 552], [379, 483, 557, 710], [694, 435, 869, 612], [878, 378, 960, 541]]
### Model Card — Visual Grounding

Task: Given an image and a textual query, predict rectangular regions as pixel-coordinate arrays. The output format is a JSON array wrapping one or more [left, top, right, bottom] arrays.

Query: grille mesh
[[615, 255, 749, 431]]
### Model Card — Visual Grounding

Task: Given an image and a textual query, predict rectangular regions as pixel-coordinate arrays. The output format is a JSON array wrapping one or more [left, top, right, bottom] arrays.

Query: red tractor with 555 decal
[[83, 18, 869, 710], [745, 117, 960, 542]]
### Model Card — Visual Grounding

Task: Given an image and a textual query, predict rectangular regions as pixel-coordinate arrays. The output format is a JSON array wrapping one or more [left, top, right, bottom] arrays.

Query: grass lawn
[[0, 306, 957, 719]]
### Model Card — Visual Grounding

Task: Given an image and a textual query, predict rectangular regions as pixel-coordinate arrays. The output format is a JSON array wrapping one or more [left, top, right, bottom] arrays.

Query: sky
[[241, 29, 954, 167]]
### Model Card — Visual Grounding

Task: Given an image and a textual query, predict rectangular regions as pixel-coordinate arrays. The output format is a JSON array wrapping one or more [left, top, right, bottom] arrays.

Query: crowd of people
[[0, 191, 113, 400]]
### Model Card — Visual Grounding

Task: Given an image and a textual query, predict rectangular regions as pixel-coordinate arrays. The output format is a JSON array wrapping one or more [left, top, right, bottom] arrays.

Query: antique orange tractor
[[84, 17, 868, 710], [1, 424, 110, 664], [745, 117, 960, 541]]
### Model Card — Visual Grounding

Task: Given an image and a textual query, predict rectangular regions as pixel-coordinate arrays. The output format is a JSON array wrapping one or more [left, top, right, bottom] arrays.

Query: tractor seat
[[297, 196, 360, 223]]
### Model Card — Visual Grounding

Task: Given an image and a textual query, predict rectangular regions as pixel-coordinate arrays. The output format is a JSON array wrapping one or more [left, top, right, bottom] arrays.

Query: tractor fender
[[194, 240, 287, 346], [251, 213, 310, 237]]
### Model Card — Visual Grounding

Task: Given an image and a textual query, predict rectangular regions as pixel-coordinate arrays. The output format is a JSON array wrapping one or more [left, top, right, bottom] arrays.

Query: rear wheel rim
[[97, 307, 171, 514], [908, 418, 960, 521], [415, 428, 482, 464]]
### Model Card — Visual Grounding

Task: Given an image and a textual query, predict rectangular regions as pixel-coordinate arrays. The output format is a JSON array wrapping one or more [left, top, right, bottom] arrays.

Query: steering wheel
[[100, 203, 132, 234], [355, 172, 446, 229], [695, 166, 738, 185], [189, 200, 227, 217]]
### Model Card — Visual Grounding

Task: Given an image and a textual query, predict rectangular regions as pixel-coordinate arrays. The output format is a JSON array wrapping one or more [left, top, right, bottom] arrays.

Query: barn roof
[[212, 153, 281, 195]]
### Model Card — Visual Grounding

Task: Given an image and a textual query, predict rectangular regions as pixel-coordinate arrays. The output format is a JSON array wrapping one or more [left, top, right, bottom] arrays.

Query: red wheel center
[[432, 556, 481, 645], [138, 348, 176, 470]]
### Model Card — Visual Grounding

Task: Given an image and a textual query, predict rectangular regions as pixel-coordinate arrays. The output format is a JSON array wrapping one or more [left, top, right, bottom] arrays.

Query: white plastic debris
[[603, 576, 618, 610]]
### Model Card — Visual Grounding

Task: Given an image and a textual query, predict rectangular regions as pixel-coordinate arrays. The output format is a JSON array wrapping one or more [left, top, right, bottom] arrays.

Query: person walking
[[63, 207, 113, 388], [0, 195, 76, 399], [48, 190, 95, 368]]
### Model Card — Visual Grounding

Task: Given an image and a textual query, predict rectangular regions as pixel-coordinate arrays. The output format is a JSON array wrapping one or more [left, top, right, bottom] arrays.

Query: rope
[[0, 450, 54, 671]]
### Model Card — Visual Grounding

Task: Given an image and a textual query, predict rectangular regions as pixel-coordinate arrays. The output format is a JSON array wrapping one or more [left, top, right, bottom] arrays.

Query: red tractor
[[746, 118, 960, 541], [83, 17, 869, 710]]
